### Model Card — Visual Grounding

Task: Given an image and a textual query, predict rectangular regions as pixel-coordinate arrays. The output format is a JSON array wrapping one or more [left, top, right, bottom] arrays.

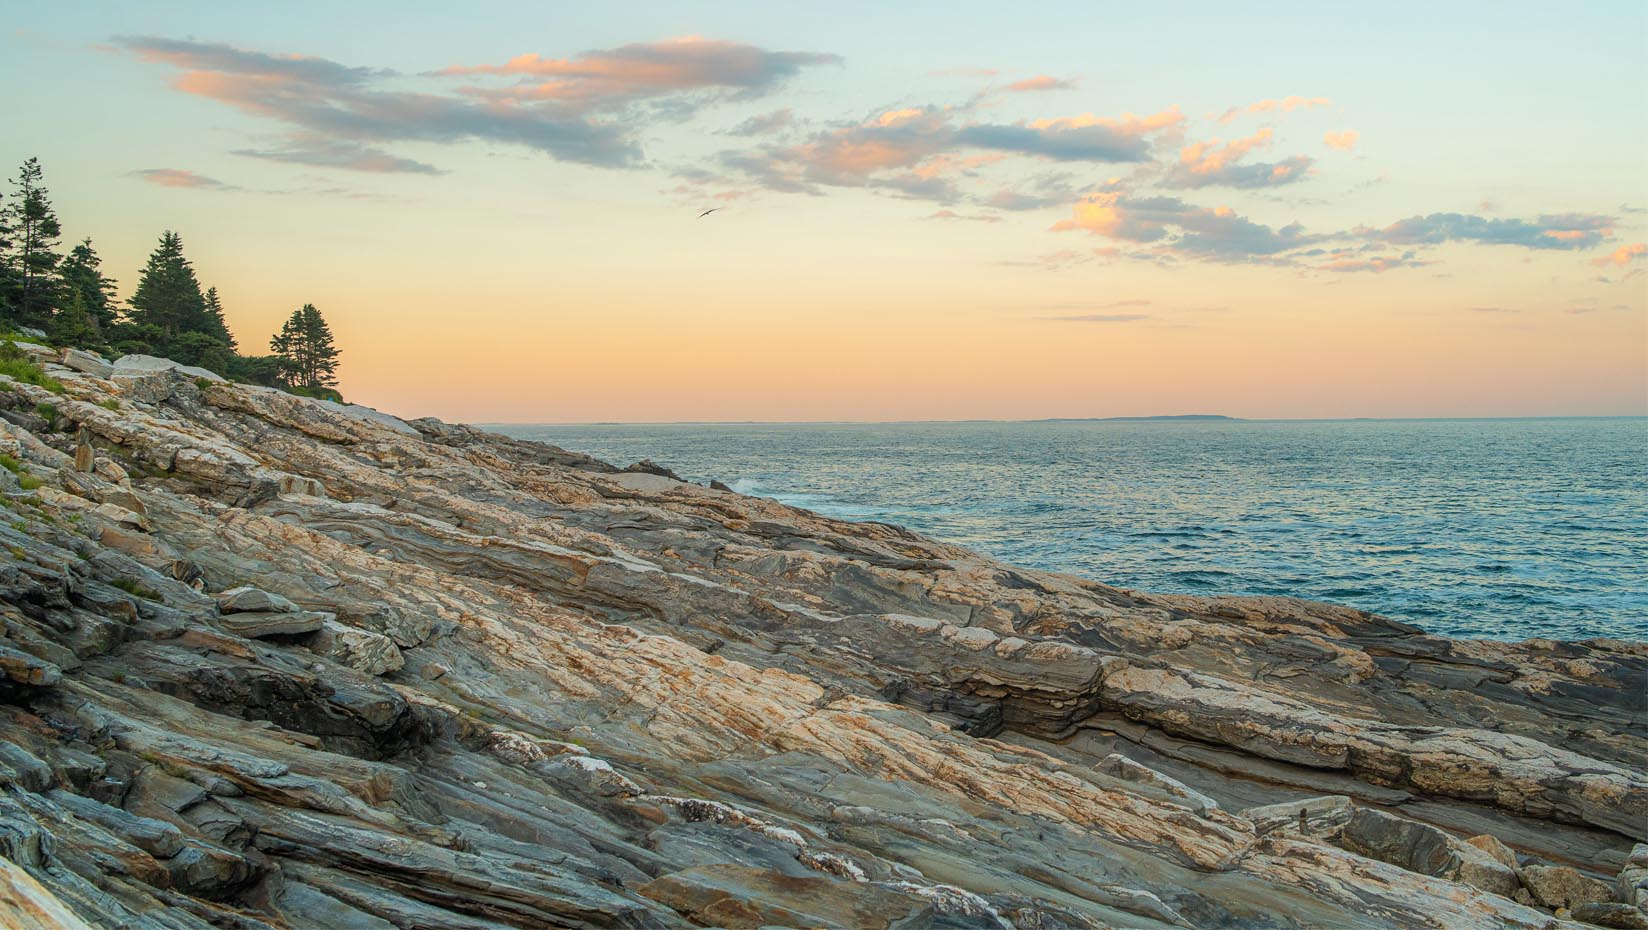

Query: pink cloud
[[1323, 130, 1359, 152], [1218, 95, 1332, 123], [129, 168, 234, 190], [439, 36, 840, 109], [1005, 75, 1078, 93], [1592, 242, 1647, 267]]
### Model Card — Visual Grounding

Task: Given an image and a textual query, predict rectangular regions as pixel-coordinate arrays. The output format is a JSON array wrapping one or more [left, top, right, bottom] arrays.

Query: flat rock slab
[[219, 611, 330, 638]]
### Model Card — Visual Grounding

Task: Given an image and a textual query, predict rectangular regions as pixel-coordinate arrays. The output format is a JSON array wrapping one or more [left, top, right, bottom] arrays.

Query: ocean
[[493, 418, 1647, 642]]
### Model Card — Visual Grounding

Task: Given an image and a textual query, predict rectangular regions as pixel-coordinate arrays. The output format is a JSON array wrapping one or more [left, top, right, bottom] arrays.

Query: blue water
[[494, 418, 1648, 642]]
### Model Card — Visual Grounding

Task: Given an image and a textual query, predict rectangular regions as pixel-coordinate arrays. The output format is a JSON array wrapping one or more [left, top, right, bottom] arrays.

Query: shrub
[[34, 402, 59, 431], [0, 342, 65, 393]]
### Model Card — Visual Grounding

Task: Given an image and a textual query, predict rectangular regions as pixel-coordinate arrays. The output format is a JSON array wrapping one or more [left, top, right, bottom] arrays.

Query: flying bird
[[698, 208, 720, 218]]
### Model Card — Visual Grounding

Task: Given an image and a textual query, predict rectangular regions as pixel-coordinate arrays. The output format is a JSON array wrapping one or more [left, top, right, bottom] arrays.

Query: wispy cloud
[[118, 34, 837, 174], [720, 105, 1183, 201], [1005, 75, 1078, 93], [1043, 312, 1150, 322], [1367, 212, 1614, 250], [728, 108, 795, 136], [1163, 128, 1313, 189], [1051, 192, 1319, 261], [437, 37, 840, 111], [1217, 95, 1331, 123], [927, 209, 1001, 222], [130, 168, 237, 190]]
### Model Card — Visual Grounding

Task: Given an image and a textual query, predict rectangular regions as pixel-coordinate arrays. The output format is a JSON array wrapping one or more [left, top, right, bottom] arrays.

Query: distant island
[[1037, 414, 1241, 422]]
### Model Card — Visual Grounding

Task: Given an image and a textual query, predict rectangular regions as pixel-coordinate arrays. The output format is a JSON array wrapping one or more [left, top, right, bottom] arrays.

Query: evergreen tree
[[47, 289, 99, 347], [200, 287, 236, 351], [2, 157, 63, 328], [58, 239, 120, 334], [0, 187, 12, 321], [270, 303, 340, 391], [127, 231, 204, 339]]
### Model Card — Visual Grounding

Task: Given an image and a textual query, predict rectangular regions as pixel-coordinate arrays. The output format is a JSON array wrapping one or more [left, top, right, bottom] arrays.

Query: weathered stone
[[1620, 844, 1648, 911], [216, 585, 300, 614], [218, 610, 329, 638], [59, 348, 113, 379], [0, 642, 62, 687], [1523, 864, 1614, 910], [307, 619, 403, 676], [1466, 833, 1521, 871], [73, 425, 93, 472], [1095, 751, 1220, 813], [0, 857, 96, 930], [1573, 903, 1648, 929], [639, 864, 930, 929], [1242, 795, 1355, 838], [1340, 808, 1521, 898]]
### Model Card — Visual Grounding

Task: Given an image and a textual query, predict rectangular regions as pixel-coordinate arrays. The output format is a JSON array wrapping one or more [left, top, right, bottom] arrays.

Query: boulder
[[216, 585, 301, 614], [59, 348, 112, 378], [110, 355, 223, 404], [1523, 864, 1613, 910], [1465, 834, 1520, 871], [111, 354, 225, 383], [1620, 844, 1648, 911], [308, 619, 404, 676], [219, 610, 330, 638], [1340, 808, 1520, 898]]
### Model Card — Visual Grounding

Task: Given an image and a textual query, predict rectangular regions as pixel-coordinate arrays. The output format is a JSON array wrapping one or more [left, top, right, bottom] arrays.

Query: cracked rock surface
[[0, 350, 1643, 929]]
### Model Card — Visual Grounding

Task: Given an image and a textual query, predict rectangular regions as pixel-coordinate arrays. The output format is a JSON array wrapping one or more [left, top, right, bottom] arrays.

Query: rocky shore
[[0, 346, 1643, 930]]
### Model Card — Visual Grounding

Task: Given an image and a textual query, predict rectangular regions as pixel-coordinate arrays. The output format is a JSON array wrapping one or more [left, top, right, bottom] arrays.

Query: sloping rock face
[[0, 354, 1643, 930]]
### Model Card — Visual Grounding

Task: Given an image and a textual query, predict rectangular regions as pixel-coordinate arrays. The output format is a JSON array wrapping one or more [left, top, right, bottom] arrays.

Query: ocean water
[[494, 418, 1648, 642]]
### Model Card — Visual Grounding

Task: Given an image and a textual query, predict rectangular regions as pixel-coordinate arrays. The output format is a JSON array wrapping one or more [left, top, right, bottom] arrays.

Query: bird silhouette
[[698, 208, 720, 218]]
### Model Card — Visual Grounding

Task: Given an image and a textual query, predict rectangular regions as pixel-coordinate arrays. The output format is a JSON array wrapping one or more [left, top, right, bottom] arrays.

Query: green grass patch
[[1, 454, 43, 490], [33, 402, 59, 431], [0, 343, 65, 394], [98, 398, 120, 410], [6, 545, 24, 559], [111, 577, 163, 601]]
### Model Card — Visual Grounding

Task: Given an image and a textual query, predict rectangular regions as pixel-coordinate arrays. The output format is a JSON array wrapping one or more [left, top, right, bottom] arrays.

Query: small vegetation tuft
[[0, 342, 65, 394], [111, 577, 163, 601]]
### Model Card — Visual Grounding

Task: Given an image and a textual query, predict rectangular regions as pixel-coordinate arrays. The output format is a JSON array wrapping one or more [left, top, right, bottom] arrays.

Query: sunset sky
[[3, 1, 1644, 422]]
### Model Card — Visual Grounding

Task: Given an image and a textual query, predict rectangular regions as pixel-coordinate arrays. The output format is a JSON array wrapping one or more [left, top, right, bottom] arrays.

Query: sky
[[3, 1, 1645, 422]]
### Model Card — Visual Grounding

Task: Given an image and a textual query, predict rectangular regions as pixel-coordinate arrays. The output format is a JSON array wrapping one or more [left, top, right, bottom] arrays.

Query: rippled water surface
[[495, 419, 1647, 641]]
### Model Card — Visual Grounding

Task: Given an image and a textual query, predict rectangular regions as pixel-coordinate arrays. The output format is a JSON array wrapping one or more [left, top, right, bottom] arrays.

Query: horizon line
[[476, 413, 1648, 427]]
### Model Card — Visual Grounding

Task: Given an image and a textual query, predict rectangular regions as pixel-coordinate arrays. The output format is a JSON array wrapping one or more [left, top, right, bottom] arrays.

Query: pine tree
[[47, 289, 99, 347], [0, 187, 12, 322], [2, 157, 63, 328], [300, 303, 339, 389], [58, 239, 119, 335], [126, 231, 205, 341], [269, 303, 340, 391], [200, 287, 236, 351]]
